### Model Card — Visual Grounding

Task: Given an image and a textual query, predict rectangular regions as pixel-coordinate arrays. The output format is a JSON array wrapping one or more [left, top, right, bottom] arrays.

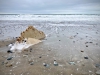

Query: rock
[[43, 63, 49, 68], [54, 60, 58, 66], [84, 57, 88, 59], [89, 42, 93, 43], [96, 70, 100, 75], [7, 57, 13, 60], [30, 62, 34, 65], [28, 59, 33, 63], [86, 45, 88, 47], [81, 50, 84, 52], [39, 56, 42, 58], [7, 50, 13, 53], [73, 41, 75, 43], [30, 48, 32, 52], [69, 61, 75, 65], [23, 55, 28, 57]]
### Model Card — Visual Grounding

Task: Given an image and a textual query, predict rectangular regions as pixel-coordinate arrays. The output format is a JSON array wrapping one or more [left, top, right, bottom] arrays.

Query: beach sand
[[0, 23, 100, 75]]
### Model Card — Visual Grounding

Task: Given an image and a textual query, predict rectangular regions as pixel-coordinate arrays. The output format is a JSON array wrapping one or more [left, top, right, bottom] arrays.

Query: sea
[[0, 14, 100, 40]]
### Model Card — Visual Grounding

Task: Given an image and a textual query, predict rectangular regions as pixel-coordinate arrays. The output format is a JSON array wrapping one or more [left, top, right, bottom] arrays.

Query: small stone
[[30, 62, 34, 65], [43, 63, 49, 67], [73, 41, 75, 43], [28, 59, 33, 63], [89, 42, 93, 43], [59, 40, 61, 41], [96, 70, 100, 75], [23, 55, 28, 57], [7, 50, 13, 53], [81, 50, 84, 52], [69, 61, 75, 65], [7, 57, 13, 60], [54, 60, 58, 66], [30, 48, 32, 50], [39, 56, 42, 58], [86, 45, 88, 47], [84, 57, 88, 59]]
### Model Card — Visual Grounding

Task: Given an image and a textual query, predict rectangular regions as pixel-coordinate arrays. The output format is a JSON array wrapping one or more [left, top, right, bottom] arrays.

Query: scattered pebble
[[69, 61, 75, 65], [43, 63, 49, 67], [85, 42, 88, 44], [73, 41, 75, 43], [7, 50, 13, 53], [86, 45, 88, 47], [54, 60, 58, 66], [30, 62, 34, 65], [39, 56, 42, 58], [81, 50, 84, 52], [23, 55, 28, 57], [89, 42, 93, 43], [7, 57, 13, 60], [84, 57, 88, 59]]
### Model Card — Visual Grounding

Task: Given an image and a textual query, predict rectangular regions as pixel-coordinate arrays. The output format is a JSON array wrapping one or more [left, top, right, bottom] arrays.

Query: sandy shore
[[0, 25, 100, 75]]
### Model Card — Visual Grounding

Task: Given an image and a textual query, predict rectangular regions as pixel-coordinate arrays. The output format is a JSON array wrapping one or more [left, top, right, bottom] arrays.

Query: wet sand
[[0, 25, 100, 75]]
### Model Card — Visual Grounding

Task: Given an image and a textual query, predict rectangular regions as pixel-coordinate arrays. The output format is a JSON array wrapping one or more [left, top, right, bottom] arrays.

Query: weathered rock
[[84, 57, 88, 59], [54, 60, 58, 66], [30, 62, 34, 65], [7, 57, 13, 60], [69, 61, 75, 65], [7, 50, 13, 53], [43, 63, 49, 68]]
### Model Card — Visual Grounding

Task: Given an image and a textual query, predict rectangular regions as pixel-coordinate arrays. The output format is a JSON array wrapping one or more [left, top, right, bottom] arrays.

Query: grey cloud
[[0, 0, 100, 14]]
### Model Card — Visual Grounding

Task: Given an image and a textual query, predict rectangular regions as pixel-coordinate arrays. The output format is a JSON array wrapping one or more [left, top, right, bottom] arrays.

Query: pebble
[[69, 61, 75, 65], [7, 50, 13, 53], [30, 62, 34, 65], [43, 63, 49, 68], [96, 70, 100, 75], [7, 57, 13, 60], [54, 60, 58, 66], [23, 55, 28, 57], [84, 57, 88, 59], [86, 45, 88, 47], [81, 50, 84, 52], [39, 56, 42, 58]]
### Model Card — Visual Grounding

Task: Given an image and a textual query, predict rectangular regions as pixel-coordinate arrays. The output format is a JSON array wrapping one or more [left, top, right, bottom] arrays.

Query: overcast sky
[[0, 0, 100, 14]]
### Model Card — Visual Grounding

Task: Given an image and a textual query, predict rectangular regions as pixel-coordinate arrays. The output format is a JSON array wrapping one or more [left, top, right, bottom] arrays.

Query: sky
[[0, 0, 100, 14]]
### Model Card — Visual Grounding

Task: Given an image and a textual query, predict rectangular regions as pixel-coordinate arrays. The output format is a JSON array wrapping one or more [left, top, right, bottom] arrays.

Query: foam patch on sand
[[8, 26, 45, 52], [9, 38, 42, 52]]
